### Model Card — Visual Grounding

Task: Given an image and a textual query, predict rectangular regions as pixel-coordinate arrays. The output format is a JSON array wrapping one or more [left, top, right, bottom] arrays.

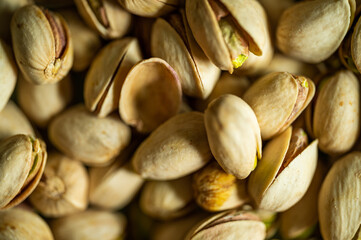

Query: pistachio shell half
[[11, 4, 73, 84], [248, 127, 318, 212], [0, 134, 47, 209], [119, 57, 182, 133], [118, 0, 180, 17]]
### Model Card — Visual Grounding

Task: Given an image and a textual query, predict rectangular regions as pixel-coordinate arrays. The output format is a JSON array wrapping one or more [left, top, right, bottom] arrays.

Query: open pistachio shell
[[0, 40, 17, 112], [205, 94, 262, 179], [248, 127, 318, 212], [84, 38, 142, 118], [277, 0, 352, 63], [193, 161, 249, 212], [118, 0, 180, 17], [119, 58, 182, 133], [0, 101, 35, 140], [185, 210, 266, 240], [17, 74, 72, 128], [48, 104, 131, 167], [50, 210, 126, 240], [151, 12, 220, 99], [319, 152, 361, 240], [0, 134, 47, 209], [29, 152, 89, 218], [352, 16, 361, 73], [132, 112, 212, 180], [11, 4, 73, 84], [0, 208, 54, 240], [243, 72, 315, 140], [74, 0, 131, 39]]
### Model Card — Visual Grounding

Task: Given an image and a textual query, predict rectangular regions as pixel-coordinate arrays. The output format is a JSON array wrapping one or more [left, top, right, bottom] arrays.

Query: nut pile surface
[[0, 0, 360, 239]]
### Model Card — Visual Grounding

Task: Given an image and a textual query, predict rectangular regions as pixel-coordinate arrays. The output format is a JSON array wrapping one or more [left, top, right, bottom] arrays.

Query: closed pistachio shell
[[0, 40, 17, 112], [243, 72, 315, 140], [74, 0, 131, 39], [29, 153, 89, 218], [205, 94, 261, 179], [319, 152, 361, 240], [11, 4, 73, 84], [132, 112, 212, 180], [0, 134, 47, 209], [0, 208, 54, 240], [248, 127, 318, 212], [118, 0, 180, 17], [48, 105, 131, 167], [151, 12, 220, 99], [277, 0, 352, 63]]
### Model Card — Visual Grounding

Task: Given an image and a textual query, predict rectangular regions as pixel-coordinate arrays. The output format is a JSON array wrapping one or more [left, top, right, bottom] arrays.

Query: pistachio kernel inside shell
[[23, 137, 43, 189], [43, 9, 66, 59], [87, 0, 109, 28]]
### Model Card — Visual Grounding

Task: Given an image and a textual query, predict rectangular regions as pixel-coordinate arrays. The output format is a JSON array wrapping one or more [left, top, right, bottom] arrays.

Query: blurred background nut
[[0, 208, 54, 240], [11, 4, 73, 84], [118, 0, 180, 17], [29, 152, 89, 218]]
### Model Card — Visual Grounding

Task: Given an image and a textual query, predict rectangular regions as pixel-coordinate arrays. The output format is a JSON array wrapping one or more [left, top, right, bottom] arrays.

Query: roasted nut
[[118, 0, 180, 17]]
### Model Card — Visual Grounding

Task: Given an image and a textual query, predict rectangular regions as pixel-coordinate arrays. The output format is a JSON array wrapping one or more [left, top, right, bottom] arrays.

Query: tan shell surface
[[48, 105, 131, 166], [205, 94, 261, 179], [352, 15, 361, 73], [118, 0, 179, 17], [319, 152, 361, 240], [132, 112, 212, 180]]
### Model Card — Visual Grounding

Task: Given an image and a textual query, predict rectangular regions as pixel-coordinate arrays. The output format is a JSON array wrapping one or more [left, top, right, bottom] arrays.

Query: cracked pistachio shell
[[185, 210, 266, 240], [0, 208, 53, 240], [11, 4, 73, 84], [248, 127, 318, 212], [75, 0, 131, 39], [0, 101, 34, 140], [118, 0, 180, 17], [29, 153, 89, 218], [243, 72, 315, 140], [17, 74, 72, 128], [0, 134, 47, 209], [151, 12, 220, 99], [140, 176, 194, 220], [84, 38, 142, 118], [0, 40, 17, 112], [119, 58, 182, 133], [50, 210, 126, 240], [319, 152, 361, 240], [205, 94, 262, 179], [308, 70, 360, 156], [186, 0, 271, 73], [193, 161, 249, 212], [48, 105, 131, 167], [132, 112, 212, 180], [277, 0, 353, 63]]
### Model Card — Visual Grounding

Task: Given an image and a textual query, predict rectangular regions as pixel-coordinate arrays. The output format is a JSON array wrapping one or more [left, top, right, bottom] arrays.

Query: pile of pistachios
[[0, 0, 360, 239]]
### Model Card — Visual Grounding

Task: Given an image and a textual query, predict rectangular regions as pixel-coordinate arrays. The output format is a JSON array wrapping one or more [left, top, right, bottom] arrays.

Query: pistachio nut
[[0, 208, 54, 240], [243, 72, 315, 140], [29, 152, 89, 218], [50, 209, 126, 240], [205, 94, 262, 179], [118, 0, 180, 17], [0, 39, 17, 112], [0, 101, 35, 140], [132, 112, 212, 180], [74, 0, 132, 39], [59, 9, 102, 72], [193, 161, 249, 212], [140, 176, 195, 220], [248, 127, 318, 212], [0, 134, 47, 209], [151, 11, 220, 99], [84, 38, 142, 117], [17, 74, 73, 128], [186, 0, 272, 73], [185, 210, 266, 240], [351, 13, 361, 73], [306, 70, 360, 155], [318, 152, 361, 240], [48, 104, 131, 166], [276, 0, 353, 63], [119, 58, 182, 133], [11, 4, 73, 84]]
